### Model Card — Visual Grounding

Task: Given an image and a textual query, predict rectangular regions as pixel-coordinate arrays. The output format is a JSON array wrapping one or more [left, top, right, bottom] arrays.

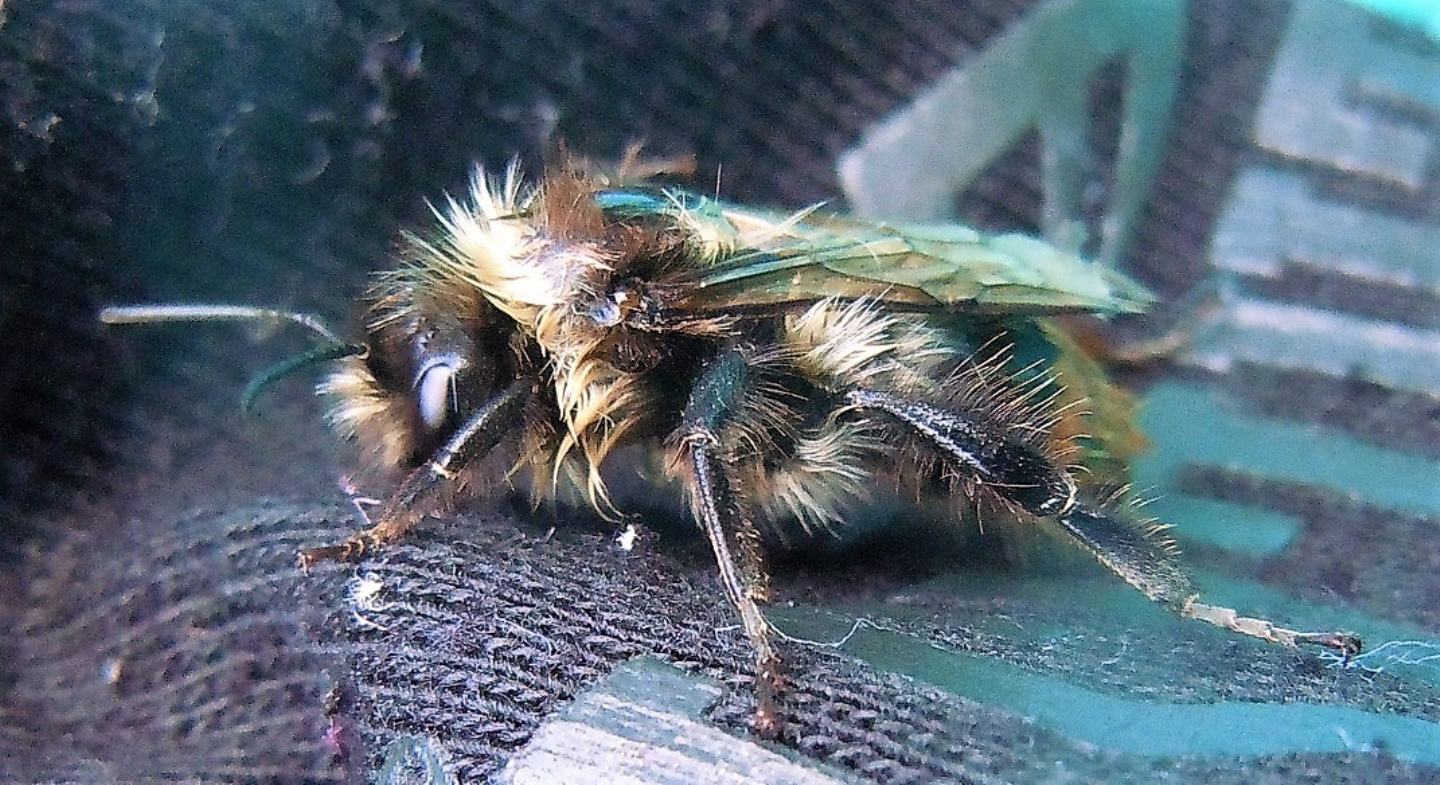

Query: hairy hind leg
[[848, 387, 1362, 657]]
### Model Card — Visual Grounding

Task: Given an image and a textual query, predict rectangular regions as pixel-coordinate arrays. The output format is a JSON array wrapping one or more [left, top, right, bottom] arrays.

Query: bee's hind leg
[[847, 388, 1362, 658], [1053, 504, 1362, 656], [672, 350, 784, 737], [299, 379, 533, 570]]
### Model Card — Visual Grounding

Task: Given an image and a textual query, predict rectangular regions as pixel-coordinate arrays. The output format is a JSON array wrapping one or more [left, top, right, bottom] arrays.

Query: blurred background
[[1, 1, 1437, 783]]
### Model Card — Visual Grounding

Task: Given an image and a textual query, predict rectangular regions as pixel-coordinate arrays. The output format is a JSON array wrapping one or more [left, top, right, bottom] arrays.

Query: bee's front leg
[[299, 379, 533, 570], [671, 350, 784, 738]]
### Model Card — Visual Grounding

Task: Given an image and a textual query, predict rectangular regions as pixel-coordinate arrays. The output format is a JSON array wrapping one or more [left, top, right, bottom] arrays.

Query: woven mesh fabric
[[9, 505, 1438, 785], [2, 504, 353, 784], [2, 0, 1438, 783], [321, 512, 1440, 784]]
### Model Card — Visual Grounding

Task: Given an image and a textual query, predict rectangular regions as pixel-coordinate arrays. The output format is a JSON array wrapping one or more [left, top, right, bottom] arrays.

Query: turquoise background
[[1347, 0, 1440, 39]]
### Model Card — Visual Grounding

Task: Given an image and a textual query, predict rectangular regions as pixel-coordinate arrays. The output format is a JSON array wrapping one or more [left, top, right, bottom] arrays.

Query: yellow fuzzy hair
[[747, 416, 887, 537], [318, 355, 411, 469], [398, 162, 611, 330], [784, 297, 958, 393], [374, 163, 651, 510], [777, 297, 1085, 524], [667, 196, 826, 265], [750, 298, 959, 535], [545, 346, 658, 511]]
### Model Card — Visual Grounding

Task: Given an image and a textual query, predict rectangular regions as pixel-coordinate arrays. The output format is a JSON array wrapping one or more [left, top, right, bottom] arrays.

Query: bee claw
[[1306, 631, 1364, 659], [752, 703, 783, 740], [296, 538, 370, 572]]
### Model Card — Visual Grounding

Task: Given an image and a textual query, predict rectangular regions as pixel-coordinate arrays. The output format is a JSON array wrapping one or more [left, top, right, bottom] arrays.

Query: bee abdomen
[[845, 388, 1076, 517]]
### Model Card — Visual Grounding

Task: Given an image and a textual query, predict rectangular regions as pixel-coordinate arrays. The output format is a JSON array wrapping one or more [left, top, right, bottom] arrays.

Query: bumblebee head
[[320, 280, 528, 470]]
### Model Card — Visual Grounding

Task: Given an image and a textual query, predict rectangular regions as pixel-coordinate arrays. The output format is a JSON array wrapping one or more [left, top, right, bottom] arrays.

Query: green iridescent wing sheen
[[597, 188, 1154, 317]]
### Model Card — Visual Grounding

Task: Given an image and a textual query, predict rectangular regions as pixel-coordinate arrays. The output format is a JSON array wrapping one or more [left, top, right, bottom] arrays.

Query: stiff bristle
[[939, 335, 1083, 468], [544, 349, 656, 515]]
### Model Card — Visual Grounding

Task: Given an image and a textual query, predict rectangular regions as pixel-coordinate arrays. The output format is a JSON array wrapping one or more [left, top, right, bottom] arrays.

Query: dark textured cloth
[[9, 505, 1440, 784]]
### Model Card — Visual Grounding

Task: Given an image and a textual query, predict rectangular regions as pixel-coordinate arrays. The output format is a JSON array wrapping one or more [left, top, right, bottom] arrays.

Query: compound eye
[[416, 361, 457, 431]]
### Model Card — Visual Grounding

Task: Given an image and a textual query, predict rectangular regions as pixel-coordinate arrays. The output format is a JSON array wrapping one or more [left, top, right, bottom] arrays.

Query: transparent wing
[[599, 189, 1155, 318]]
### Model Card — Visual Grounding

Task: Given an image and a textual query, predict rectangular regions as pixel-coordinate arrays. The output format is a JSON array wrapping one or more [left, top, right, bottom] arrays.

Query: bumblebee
[[103, 156, 1360, 735]]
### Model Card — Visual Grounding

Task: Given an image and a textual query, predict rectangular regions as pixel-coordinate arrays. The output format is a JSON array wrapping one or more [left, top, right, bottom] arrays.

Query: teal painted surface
[[843, 568, 1440, 688], [1134, 383, 1440, 518], [1346, 0, 1440, 40], [776, 602, 1440, 763], [1144, 494, 1301, 557], [377, 735, 457, 785]]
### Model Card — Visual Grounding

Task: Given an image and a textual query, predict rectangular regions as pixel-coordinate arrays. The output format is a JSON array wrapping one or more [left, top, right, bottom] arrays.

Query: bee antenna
[[241, 342, 367, 413], [99, 304, 345, 344]]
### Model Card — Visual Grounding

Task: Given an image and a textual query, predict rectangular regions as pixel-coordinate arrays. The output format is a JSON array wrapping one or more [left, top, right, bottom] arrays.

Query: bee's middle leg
[[672, 349, 784, 737], [299, 379, 533, 569]]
